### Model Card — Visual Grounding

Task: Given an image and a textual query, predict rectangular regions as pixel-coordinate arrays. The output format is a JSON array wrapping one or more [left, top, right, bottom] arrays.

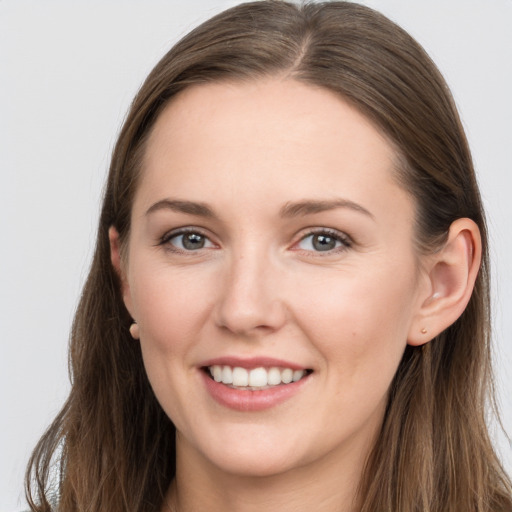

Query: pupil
[[313, 234, 336, 251], [183, 233, 205, 250]]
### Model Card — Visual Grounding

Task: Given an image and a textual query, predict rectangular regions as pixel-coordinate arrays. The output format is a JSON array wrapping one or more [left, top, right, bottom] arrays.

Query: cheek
[[130, 264, 218, 422], [127, 263, 231, 432], [128, 263, 218, 357], [294, 261, 418, 374]]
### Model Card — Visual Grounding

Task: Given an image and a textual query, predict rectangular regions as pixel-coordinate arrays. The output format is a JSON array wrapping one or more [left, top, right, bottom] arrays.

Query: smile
[[207, 365, 311, 390], [200, 357, 313, 411]]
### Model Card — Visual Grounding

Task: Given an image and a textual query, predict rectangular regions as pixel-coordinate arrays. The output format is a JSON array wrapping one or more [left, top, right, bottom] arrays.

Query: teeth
[[212, 365, 222, 382], [292, 370, 303, 382], [232, 367, 249, 386], [249, 367, 267, 387], [208, 365, 307, 389], [221, 365, 233, 384], [281, 368, 293, 384], [267, 367, 281, 385]]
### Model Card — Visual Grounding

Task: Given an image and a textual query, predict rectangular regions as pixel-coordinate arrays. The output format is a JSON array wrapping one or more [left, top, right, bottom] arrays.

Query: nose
[[214, 250, 287, 337]]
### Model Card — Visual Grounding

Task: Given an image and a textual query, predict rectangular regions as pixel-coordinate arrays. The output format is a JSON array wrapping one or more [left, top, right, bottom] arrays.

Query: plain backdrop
[[1, 1, 511, 510]]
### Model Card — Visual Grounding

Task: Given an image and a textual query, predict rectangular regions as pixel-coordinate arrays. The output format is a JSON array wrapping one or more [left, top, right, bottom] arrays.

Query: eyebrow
[[145, 197, 374, 220], [280, 199, 374, 219], [145, 199, 216, 218]]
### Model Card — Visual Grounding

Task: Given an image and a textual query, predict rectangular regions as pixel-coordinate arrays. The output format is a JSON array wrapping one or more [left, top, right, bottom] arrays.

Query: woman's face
[[118, 79, 429, 478]]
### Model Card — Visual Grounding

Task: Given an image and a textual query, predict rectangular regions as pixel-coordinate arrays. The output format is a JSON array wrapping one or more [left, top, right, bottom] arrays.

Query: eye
[[297, 230, 350, 253], [163, 230, 215, 251]]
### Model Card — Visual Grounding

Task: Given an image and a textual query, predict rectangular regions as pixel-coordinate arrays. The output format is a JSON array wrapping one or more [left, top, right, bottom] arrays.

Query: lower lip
[[201, 371, 310, 412]]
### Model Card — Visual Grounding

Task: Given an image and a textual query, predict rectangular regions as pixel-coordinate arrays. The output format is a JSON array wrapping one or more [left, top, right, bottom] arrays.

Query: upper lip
[[199, 356, 308, 371]]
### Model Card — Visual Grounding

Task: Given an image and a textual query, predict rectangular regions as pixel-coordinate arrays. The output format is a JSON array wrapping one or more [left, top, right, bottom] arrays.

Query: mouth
[[203, 365, 313, 391]]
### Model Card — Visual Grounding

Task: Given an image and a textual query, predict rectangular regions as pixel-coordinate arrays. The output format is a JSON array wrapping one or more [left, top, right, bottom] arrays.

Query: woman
[[24, 1, 512, 511]]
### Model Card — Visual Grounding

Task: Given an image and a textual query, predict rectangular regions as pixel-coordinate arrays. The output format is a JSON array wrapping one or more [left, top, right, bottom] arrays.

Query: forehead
[[136, 78, 412, 222], [146, 78, 396, 165]]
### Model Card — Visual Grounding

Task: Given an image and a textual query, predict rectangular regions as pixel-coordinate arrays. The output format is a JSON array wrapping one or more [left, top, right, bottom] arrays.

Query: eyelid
[[157, 225, 352, 255], [158, 226, 217, 252], [292, 227, 352, 254]]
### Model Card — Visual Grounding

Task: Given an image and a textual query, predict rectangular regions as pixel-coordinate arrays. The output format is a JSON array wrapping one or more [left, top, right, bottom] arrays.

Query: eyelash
[[158, 227, 352, 255], [159, 227, 215, 254], [296, 228, 352, 253]]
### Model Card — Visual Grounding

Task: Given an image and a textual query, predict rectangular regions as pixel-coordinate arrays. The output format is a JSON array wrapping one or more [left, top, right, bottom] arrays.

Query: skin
[[110, 79, 480, 512]]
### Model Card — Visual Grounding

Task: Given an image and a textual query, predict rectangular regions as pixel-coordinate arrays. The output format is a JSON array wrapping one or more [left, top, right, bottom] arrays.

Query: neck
[[164, 432, 373, 512]]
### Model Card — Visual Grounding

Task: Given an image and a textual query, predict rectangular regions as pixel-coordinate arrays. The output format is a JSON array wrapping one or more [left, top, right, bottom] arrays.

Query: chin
[[182, 427, 310, 479], [208, 448, 305, 479]]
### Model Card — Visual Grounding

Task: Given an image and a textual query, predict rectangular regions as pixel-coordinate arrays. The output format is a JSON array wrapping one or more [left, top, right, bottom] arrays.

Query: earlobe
[[408, 218, 482, 346], [108, 226, 134, 317]]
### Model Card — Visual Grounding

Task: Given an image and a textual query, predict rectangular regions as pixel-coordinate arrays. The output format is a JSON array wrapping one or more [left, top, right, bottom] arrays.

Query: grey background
[[1, 1, 511, 510]]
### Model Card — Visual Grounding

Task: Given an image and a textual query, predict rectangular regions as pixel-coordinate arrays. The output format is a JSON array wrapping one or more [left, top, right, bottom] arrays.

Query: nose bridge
[[215, 240, 286, 335]]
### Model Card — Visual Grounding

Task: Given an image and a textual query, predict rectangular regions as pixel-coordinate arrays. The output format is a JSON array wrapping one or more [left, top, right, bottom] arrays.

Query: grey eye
[[312, 234, 337, 251], [169, 232, 213, 251], [182, 233, 205, 250], [298, 232, 344, 252]]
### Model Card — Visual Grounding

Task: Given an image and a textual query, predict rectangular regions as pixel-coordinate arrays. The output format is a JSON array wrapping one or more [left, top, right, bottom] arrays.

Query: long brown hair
[[26, 2, 512, 511]]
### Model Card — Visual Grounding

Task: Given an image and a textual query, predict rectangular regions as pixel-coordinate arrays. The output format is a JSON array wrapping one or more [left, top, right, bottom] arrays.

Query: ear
[[108, 226, 134, 317], [408, 218, 482, 346]]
